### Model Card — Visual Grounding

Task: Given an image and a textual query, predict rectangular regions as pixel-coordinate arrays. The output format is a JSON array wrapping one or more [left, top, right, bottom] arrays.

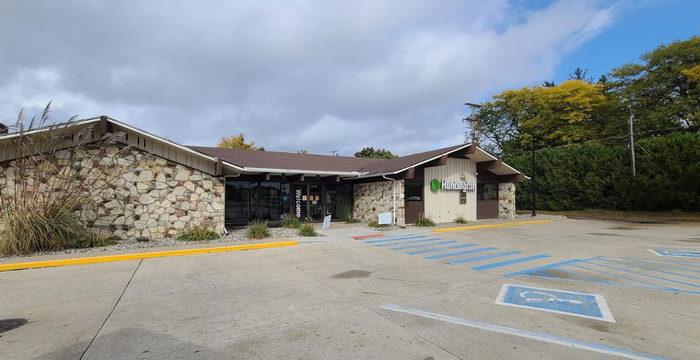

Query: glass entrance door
[[308, 184, 323, 221]]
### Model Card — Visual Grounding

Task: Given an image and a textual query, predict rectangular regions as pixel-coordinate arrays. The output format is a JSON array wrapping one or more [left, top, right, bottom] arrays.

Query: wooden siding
[[112, 124, 217, 175], [423, 158, 477, 222]]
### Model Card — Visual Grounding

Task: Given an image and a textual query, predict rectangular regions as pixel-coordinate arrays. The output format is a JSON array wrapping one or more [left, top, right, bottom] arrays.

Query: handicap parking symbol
[[649, 249, 700, 258], [495, 284, 615, 322]]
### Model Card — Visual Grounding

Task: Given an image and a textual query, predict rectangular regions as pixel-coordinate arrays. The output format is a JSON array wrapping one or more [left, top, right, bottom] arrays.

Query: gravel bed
[[1, 227, 304, 260]]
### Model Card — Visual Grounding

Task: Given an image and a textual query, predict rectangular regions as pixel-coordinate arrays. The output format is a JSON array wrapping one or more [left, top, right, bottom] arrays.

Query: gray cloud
[[0, 0, 615, 155]]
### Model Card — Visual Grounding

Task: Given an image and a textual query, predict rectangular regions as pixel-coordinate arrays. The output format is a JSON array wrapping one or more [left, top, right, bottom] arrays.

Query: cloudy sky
[[1, 0, 697, 155]]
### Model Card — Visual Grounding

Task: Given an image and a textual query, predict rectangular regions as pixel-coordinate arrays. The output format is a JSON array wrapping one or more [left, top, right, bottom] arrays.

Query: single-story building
[[0, 116, 525, 239]]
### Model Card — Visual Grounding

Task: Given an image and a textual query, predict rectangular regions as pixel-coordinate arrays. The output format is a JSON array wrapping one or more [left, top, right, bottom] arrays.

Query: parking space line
[[649, 258, 700, 267], [570, 264, 673, 289], [425, 247, 497, 260], [594, 258, 700, 280], [619, 257, 700, 274], [406, 243, 476, 255], [365, 235, 426, 244], [390, 240, 456, 251], [505, 259, 583, 277], [583, 260, 700, 288], [471, 254, 550, 271], [448, 250, 522, 265], [376, 238, 441, 247], [381, 304, 670, 360]]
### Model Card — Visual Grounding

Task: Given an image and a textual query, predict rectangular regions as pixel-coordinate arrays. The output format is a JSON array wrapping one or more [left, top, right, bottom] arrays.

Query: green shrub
[[176, 225, 220, 241], [246, 221, 270, 239], [345, 218, 360, 224], [280, 214, 301, 229], [298, 223, 317, 236], [414, 216, 436, 227], [454, 217, 468, 224]]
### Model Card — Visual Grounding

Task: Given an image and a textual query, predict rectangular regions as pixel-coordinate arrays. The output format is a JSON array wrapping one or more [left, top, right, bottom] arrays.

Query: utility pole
[[531, 135, 537, 217], [628, 106, 636, 176], [463, 102, 482, 145]]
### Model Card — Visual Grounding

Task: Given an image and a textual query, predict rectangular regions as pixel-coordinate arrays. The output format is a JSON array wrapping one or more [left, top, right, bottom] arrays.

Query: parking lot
[[1, 218, 699, 359]]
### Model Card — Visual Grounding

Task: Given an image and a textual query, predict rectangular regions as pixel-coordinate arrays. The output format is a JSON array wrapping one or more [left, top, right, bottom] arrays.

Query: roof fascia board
[[107, 117, 246, 172], [0, 117, 102, 141]]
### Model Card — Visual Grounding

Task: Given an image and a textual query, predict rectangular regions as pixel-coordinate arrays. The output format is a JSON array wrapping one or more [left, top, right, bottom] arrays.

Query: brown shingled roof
[[190, 143, 476, 176], [358, 144, 468, 175], [190, 146, 384, 173]]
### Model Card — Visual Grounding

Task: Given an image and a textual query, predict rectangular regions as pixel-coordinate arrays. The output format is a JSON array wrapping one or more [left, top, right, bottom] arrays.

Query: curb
[[433, 219, 553, 233], [0, 241, 299, 272]]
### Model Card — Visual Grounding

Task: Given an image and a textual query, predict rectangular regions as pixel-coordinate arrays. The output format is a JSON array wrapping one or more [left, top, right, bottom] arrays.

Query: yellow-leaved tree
[[217, 134, 264, 151]]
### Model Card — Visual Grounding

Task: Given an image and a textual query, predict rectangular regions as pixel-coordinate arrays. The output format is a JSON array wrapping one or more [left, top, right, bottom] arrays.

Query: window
[[404, 180, 423, 201], [477, 183, 498, 201]]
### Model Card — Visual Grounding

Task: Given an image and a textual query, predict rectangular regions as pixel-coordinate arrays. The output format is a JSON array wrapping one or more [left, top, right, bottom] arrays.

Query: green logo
[[430, 179, 441, 192]]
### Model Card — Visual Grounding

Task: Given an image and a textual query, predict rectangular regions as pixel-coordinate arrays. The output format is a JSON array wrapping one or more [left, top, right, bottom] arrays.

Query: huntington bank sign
[[430, 179, 475, 193]]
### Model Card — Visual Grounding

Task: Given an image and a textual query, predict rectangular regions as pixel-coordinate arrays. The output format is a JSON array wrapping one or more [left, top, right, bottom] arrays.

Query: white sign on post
[[378, 212, 393, 225], [322, 215, 332, 230]]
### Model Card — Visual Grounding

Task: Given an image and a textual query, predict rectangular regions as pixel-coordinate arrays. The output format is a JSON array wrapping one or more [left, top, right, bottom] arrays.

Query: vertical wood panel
[[423, 158, 477, 222]]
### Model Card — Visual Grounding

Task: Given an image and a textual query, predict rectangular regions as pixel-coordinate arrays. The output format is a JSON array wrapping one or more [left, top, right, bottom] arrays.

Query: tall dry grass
[[0, 103, 130, 255]]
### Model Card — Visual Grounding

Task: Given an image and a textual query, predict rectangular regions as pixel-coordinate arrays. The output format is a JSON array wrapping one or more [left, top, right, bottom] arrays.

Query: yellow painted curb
[[0, 241, 298, 272], [433, 219, 553, 233]]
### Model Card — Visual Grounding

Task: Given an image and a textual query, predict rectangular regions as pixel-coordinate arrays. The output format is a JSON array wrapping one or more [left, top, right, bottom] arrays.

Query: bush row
[[504, 132, 700, 211]]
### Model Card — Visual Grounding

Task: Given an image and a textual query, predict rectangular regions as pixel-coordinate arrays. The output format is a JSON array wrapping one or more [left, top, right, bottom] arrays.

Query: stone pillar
[[353, 180, 405, 226], [498, 182, 516, 219]]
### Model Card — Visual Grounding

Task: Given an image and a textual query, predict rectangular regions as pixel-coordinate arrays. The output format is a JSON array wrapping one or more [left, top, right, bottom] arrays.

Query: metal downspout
[[382, 175, 397, 225]]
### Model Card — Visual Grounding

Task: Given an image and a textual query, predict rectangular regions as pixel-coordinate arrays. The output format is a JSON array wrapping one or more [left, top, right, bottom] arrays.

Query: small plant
[[414, 215, 436, 227], [454, 217, 468, 224], [298, 223, 317, 236], [280, 214, 301, 229], [367, 220, 390, 228], [246, 220, 270, 239], [176, 225, 220, 241], [345, 218, 360, 224]]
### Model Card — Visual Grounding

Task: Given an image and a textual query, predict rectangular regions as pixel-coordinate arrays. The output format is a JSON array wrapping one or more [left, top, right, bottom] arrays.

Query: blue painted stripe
[[583, 260, 700, 288], [505, 259, 584, 277], [425, 247, 497, 260], [594, 258, 700, 280], [365, 235, 426, 244], [649, 258, 700, 267], [618, 257, 700, 274], [569, 264, 685, 292], [448, 250, 521, 265], [520, 269, 700, 295], [406, 243, 476, 255], [382, 304, 671, 360], [471, 254, 550, 271], [376, 238, 441, 247], [390, 240, 457, 251], [538, 267, 619, 284]]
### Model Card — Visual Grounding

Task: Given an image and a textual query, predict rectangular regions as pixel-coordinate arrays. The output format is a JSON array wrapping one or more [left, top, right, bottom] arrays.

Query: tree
[[569, 67, 593, 82], [473, 80, 622, 154], [354, 147, 397, 159], [541, 81, 556, 87], [610, 36, 700, 132], [217, 133, 263, 150]]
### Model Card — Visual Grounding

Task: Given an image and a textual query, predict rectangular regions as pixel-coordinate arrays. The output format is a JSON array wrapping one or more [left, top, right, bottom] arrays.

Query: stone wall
[[498, 182, 516, 219], [0, 144, 225, 240], [353, 180, 405, 226]]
